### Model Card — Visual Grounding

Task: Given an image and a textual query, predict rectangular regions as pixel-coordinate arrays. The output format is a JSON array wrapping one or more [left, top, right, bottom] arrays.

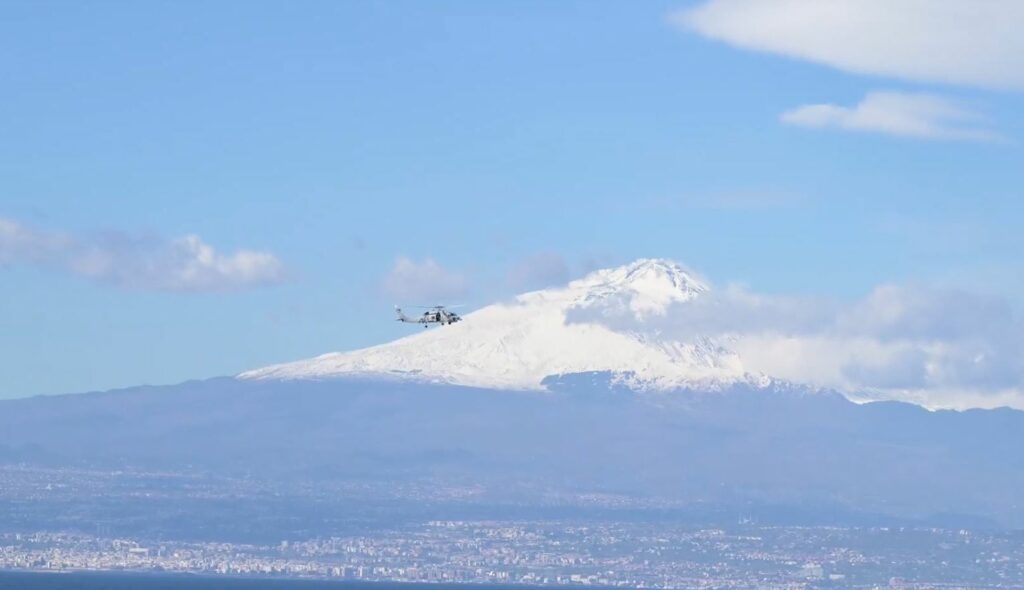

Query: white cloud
[[506, 252, 570, 292], [0, 217, 285, 292], [568, 280, 1024, 409], [672, 0, 1024, 90], [780, 91, 1000, 141], [382, 257, 468, 303]]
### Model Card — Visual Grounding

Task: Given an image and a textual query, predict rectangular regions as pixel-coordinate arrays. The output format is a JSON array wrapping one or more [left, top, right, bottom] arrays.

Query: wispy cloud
[[780, 91, 1001, 141], [506, 252, 570, 292], [650, 189, 805, 210], [382, 257, 468, 303], [672, 0, 1024, 90], [0, 217, 285, 292]]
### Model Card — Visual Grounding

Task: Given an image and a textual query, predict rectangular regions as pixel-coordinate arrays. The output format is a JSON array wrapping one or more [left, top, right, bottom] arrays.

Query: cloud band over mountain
[[568, 277, 1024, 409]]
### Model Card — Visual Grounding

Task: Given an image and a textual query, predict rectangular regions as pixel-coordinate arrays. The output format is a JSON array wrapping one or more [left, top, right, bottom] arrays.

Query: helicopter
[[395, 305, 463, 327]]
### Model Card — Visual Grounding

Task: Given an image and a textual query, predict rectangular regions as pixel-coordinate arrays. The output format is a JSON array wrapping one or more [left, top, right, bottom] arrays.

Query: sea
[[0, 571, 520, 590]]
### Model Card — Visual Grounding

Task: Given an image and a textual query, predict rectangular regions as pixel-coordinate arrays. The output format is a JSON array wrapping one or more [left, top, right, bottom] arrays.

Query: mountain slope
[[241, 259, 757, 391], [3, 377, 1024, 529]]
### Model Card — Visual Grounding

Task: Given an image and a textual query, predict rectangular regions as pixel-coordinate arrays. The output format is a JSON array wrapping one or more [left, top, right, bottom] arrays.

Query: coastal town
[[3, 521, 1023, 589]]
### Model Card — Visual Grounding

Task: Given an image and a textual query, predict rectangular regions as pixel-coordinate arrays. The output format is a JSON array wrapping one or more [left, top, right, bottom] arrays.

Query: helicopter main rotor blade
[[412, 304, 466, 309]]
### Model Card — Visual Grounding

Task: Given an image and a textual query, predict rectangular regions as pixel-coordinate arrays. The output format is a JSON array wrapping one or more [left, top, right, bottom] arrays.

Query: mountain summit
[[241, 259, 760, 391]]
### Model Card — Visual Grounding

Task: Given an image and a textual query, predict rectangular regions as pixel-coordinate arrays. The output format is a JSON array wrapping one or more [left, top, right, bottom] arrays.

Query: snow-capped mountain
[[241, 259, 764, 391], [9, 259, 1024, 530]]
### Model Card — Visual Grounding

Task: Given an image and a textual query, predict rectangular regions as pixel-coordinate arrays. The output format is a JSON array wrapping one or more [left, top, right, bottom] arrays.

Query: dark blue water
[[0, 571, 513, 590]]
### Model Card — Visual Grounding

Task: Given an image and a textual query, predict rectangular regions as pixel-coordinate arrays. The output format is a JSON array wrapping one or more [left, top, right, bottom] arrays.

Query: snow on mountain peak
[[240, 258, 758, 391], [562, 258, 708, 319]]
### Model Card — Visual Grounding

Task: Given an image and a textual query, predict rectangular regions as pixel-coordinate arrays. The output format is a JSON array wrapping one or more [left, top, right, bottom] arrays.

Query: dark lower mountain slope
[[1, 376, 1022, 528]]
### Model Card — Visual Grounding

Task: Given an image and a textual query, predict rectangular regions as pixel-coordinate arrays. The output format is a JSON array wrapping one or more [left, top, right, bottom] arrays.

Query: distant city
[[4, 520, 1024, 589], [3, 462, 1024, 589]]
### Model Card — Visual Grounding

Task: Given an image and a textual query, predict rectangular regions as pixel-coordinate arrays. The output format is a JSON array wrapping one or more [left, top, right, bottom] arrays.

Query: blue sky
[[2, 0, 1023, 398]]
